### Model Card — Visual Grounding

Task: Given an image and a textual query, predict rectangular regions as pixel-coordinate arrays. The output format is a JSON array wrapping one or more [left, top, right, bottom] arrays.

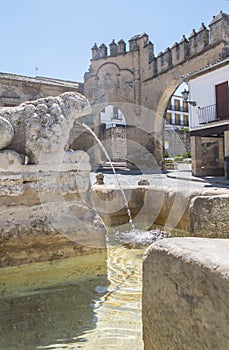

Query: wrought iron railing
[[198, 104, 216, 124]]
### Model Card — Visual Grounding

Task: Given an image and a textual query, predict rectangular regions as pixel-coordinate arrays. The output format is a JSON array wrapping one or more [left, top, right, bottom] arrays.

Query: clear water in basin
[[0, 227, 161, 350]]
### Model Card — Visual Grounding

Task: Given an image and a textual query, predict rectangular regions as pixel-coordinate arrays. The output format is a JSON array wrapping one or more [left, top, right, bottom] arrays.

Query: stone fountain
[[0, 92, 106, 267]]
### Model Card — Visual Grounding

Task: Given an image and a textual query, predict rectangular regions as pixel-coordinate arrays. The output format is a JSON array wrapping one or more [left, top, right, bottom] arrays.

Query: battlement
[[89, 11, 228, 77], [151, 11, 228, 76], [91, 32, 154, 60]]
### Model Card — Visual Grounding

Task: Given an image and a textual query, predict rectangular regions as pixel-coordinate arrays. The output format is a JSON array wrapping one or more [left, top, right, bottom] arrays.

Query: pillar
[[191, 136, 202, 176], [224, 130, 229, 179], [218, 137, 224, 168]]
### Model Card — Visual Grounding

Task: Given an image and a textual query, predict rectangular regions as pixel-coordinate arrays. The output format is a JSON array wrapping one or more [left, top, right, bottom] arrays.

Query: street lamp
[[181, 89, 196, 106]]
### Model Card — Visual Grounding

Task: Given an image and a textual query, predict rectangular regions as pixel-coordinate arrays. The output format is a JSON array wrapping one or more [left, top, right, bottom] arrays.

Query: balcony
[[198, 104, 216, 124], [198, 103, 229, 124], [169, 105, 189, 113]]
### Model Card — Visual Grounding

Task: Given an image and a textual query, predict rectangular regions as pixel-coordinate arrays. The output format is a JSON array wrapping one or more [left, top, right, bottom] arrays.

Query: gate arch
[[84, 12, 229, 168]]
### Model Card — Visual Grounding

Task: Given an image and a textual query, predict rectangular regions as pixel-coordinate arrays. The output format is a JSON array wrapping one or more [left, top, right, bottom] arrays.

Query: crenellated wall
[[83, 11, 229, 170], [85, 11, 228, 83]]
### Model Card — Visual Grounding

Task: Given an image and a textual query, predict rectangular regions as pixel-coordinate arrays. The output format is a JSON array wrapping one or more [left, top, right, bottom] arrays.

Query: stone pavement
[[91, 167, 229, 190], [166, 170, 229, 187], [165, 163, 229, 187]]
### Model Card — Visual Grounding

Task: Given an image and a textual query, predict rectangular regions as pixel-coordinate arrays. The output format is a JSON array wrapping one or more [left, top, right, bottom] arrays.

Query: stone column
[[191, 136, 202, 176], [224, 130, 229, 179], [218, 137, 224, 168]]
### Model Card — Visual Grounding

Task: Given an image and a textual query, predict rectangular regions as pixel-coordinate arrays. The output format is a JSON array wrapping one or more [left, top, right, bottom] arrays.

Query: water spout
[[82, 122, 135, 230]]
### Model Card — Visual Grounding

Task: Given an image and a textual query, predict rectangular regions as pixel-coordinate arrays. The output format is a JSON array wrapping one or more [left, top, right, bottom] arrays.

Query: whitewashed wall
[[188, 63, 229, 128]]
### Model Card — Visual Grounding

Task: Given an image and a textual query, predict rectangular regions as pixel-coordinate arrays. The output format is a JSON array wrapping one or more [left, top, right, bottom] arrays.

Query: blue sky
[[0, 0, 228, 82]]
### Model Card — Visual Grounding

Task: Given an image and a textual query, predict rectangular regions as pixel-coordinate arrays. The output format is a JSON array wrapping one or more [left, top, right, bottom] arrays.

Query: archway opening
[[164, 82, 191, 166], [98, 105, 127, 164]]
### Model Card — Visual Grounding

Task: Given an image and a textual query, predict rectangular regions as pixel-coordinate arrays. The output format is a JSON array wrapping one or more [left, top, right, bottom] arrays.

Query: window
[[183, 115, 189, 126], [112, 106, 121, 120], [183, 101, 189, 113], [175, 113, 180, 125], [166, 112, 172, 124], [174, 99, 180, 112]]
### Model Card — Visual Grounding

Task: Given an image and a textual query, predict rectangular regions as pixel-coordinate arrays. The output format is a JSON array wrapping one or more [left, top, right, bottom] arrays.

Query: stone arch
[[96, 61, 134, 77], [84, 62, 134, 105], [98, 104, 127, 163], [88, 100, 168, 169], [155, 77, 184, 125], [84, 12, 229, 169], [92, 102, 163, 170], [161, 80, 191, 158]]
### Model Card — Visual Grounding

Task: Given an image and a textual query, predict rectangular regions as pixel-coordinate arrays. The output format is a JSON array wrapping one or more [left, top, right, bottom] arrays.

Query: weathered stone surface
[[0, 150, 23, 170], [0, 165, 106, 267], [190, 194, 229, 237], [0, 116, 14, 150], [0, 92, 90, 164], [0, 92, 107, 267], [143, 237, 229, 350], [0, 201, 106, 267], [91, 184, 229, 232], [63, 150, 91, 171], [63, 149, 90, 163], [0, 174, 23, 196], [36, 169, 90, 195]]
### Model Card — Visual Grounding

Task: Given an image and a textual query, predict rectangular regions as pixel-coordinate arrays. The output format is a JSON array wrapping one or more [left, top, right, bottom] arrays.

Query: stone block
[[0, 174, 23, 197], [0, 116, 14, 150], [0, 150, 23, 170], [63, 150, 91, 171], [190, 194, 229, 237], [143, 237, 229, 350]]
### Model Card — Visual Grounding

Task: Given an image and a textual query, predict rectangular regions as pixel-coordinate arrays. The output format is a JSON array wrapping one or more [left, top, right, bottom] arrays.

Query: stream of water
[[82, 122, 135, 230]]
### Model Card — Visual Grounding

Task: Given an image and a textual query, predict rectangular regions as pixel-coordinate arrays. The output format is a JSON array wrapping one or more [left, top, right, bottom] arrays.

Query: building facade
[[188, 58, 229, 177], [164, 94, 190, 157], [0, 73, 83, 108], [166, 95, 189, 128]]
